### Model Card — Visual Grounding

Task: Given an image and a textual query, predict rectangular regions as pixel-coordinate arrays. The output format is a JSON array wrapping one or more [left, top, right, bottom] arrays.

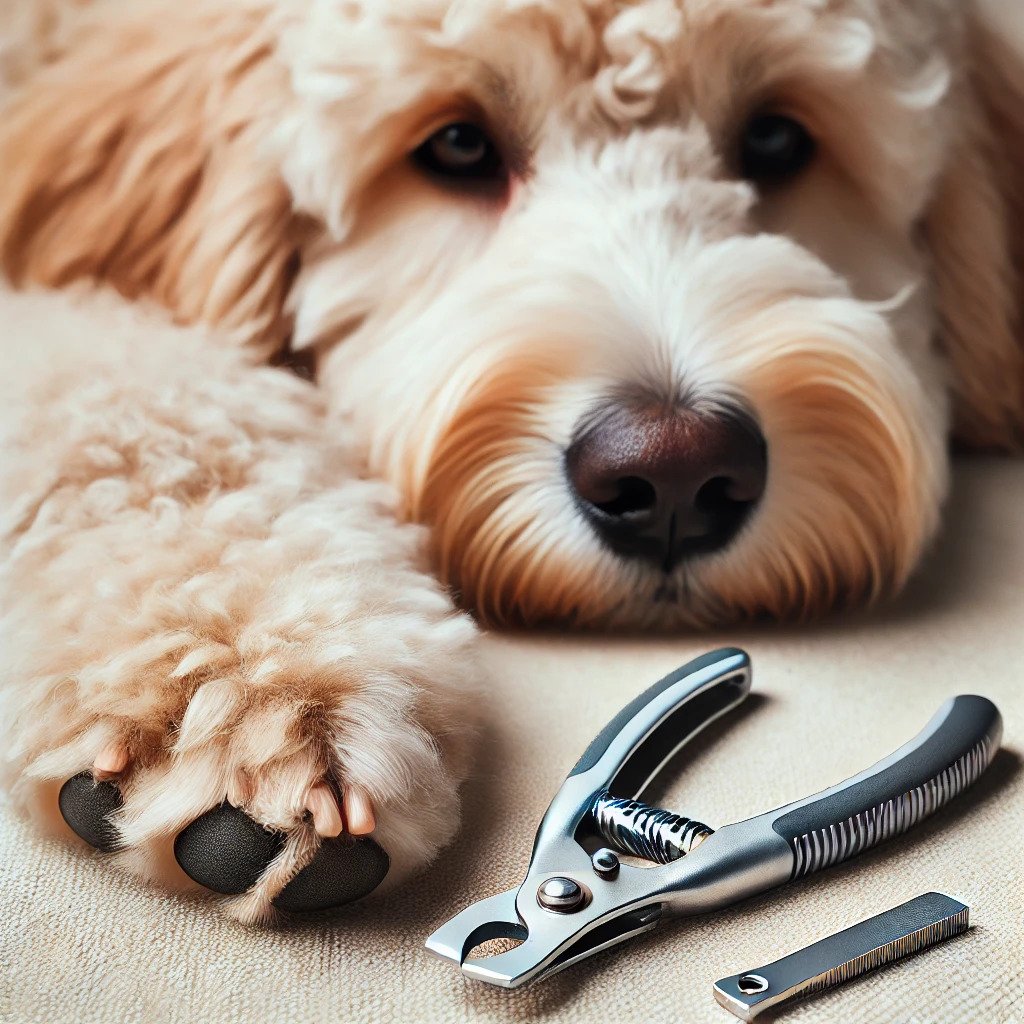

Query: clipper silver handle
[[613, 694, 1000, 930], [593, 696, 1000, 871]]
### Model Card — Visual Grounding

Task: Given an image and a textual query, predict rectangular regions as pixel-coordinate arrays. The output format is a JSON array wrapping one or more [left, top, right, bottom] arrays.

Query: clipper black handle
[[770, 695, 1002, 878], [568, 647, 751, 799]]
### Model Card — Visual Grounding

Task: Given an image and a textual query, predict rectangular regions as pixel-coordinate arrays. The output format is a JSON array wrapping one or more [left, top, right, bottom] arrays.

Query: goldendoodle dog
[[1, 0, 1021, 921]]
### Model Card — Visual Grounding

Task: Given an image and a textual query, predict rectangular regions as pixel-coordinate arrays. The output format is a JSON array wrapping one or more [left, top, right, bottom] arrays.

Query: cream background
[[1, 458, 1022, 1024]]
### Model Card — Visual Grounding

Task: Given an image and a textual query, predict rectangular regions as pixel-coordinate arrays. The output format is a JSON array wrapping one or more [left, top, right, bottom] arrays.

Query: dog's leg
[[0, 289, 478, 922]]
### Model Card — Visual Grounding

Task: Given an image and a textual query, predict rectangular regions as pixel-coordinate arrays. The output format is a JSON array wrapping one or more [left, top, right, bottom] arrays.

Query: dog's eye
[[739, 113, 815, 183], [412, 122, 506, 187]]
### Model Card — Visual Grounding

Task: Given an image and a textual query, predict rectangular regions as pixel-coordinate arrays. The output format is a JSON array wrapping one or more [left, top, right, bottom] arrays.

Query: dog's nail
[[305, 783, 343, 838], [274, 835, 390, 912], [227, 771, 251, 808], [92, 741, 128, 779], [174, 803, 286, 895], [58, 772, 123, 852], [343, 785, 375, 836]]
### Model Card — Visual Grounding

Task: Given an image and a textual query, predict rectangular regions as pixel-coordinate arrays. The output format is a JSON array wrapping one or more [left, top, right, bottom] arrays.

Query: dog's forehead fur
[[279, 0, 959, 243], [297, 0, 957, 119]]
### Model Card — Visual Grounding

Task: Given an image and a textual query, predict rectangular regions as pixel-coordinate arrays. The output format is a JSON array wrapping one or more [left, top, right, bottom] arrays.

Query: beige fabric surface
[[1, 458, 1022, 1024]]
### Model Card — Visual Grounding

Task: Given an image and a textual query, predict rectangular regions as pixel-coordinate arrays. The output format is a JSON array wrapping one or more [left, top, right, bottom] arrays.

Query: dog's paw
[[0, 325, 479, 922], [66, 740, 389, 916], [15, 636, 477, 923], [49, 698, 395, 920], [3, 498, 479, 923]]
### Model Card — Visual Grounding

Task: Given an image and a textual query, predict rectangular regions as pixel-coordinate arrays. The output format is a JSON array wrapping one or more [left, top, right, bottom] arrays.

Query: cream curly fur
[[0, 0, 1021, 920], [1, 285, 478, 920]]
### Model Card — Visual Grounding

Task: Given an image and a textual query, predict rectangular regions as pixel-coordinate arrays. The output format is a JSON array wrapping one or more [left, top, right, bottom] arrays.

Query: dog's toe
[[274, 835, 390, 912], [173, 803, 286, 895], [58, 772, 123, 852], [91, 741, 130, 781]]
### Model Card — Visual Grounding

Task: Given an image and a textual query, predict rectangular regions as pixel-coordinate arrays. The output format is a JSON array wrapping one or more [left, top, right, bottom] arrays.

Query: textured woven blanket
[[2, 458, 1021, 1024]]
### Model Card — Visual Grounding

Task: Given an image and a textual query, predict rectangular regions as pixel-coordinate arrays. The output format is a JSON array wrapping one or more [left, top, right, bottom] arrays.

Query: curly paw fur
[[0, 288, 478, 922]]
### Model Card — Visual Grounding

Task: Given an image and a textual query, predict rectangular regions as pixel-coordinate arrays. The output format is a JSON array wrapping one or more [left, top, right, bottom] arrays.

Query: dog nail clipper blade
[[424, 647, 1002, 989]]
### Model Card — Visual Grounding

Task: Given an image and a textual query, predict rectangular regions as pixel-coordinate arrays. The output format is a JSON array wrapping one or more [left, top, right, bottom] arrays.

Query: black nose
[[565, 403, 767, 570]]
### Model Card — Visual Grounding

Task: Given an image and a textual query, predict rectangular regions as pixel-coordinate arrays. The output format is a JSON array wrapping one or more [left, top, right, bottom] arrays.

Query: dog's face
[[290, 0, 958, 626], [4, 0, 1022, 627]]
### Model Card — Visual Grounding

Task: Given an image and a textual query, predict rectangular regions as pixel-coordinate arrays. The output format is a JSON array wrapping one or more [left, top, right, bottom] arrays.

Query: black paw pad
[[58, 772, 123, 853], [172, 803, 390, 910], [274, 835, 390, 912], [174, 803, 286, 895]]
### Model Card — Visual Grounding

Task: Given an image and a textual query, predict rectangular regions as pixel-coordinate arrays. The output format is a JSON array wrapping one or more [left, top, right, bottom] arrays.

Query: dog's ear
[[924, 5, 1024, 450], [0, 6, 300, 355]]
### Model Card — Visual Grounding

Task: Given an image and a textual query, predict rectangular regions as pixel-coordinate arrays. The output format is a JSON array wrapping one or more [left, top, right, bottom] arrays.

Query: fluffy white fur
[[0, 0, 1021, 920]]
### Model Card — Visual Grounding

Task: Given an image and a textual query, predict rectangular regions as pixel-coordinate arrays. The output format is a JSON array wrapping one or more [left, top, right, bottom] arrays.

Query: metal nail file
[[713, 891, 971, 1020]]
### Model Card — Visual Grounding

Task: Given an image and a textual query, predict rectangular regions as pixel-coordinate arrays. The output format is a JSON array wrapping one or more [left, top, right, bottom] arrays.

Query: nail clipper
[[425, 648, 1002, 988]]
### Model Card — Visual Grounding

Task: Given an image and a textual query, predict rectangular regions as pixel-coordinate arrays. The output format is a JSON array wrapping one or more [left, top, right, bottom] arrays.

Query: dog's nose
[[565, 404, 767, 570]]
